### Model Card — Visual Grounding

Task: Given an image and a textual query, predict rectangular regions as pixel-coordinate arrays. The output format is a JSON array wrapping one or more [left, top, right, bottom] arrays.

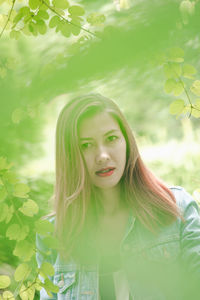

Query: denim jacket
[[36, 186, 200, 300]]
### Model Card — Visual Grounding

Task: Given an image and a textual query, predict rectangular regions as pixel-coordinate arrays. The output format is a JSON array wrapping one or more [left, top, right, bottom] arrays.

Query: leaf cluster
[[0, 157, 58, 299], [161, 47, 200, 119], [0, 0, 105, 41]]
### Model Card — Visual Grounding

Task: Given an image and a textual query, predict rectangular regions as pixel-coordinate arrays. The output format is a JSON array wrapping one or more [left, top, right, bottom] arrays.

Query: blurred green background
[[1, 0, 199, 198], [0, 0, 200, 297]]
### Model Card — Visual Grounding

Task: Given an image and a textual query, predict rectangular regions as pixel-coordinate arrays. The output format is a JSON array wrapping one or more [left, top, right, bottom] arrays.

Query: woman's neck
[[98, 185, 125, 216]]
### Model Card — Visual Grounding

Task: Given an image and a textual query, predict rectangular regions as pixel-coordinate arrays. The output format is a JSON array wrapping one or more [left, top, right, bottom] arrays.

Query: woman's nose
[[95, 147, 110, 165]]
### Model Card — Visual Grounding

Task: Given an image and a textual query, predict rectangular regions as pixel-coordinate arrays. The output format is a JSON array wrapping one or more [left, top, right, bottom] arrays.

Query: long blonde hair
[[55, 93, 181, 261]]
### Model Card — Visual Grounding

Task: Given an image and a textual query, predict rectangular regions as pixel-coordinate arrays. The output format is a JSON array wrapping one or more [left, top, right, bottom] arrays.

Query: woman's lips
[[95, 167, 115, 177]]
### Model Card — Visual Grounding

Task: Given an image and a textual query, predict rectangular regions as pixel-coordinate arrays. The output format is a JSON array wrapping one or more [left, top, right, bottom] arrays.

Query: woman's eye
[[81, 142, 92, 150], [107, 135, 118, 142]]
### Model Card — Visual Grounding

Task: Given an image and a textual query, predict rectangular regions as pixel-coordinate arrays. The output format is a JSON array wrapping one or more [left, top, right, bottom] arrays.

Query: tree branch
[[41, 0, 100, 38], [0, 0, 16, 38]]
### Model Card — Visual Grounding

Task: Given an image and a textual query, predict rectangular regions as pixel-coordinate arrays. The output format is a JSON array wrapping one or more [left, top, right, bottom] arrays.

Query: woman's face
[[78, 112, 127, 190]]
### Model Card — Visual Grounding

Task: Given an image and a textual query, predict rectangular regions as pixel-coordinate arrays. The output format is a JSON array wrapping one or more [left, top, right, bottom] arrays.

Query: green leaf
[[28, 21, 39, 36], [40, 0, 50, 10], [10, 30, 21, 40], [35, 278, 43, 291], [40, 262, 55, 278], [194, 99, 200, 109], [4, 171, 19, 184], [35, 219, 54, 235], [191, 107, 200, 118], [19, 199, 39, 216], [36, 19, 47, 34], [49, 16, 60, 28], [13, 12, 23, 24], [29, 0, 40, 10], [26, 282, 35, 300], [0, 186, 7, 202], [70, 21, 81, 36], [19, 284, 29, 300], [191, 100, 200, 118], [52, 0, 69, 9], [5, 205, 14, 224], [0, 203, 9, 222], [6, 223, 20, 240], [37, 10, 49, 20], [0, 275, 11, 289], [7, 224, 30, 241], [54, 7, 65, 16], [169, 99, 185, 115], [164, 63, 181, 79], [2, 291, 14, 299], [182, 64, 197, 79], [68, 5, 85, 16], [42, 278, 59, 293], [22, 24, 32, 36], [164, 79, 176, 94], [19, 6, 30, 16], [14, 263, 31, 282], [60, 22, 71, 37], [13, 183, 30, 198], [19, 225, 30, 241], [12, 108, 25, 124], [19, 282, 35, 300], [173, 81, 184, 96], [182, 105, 191, 115], [13, 240, 34, 261], [87, 13, 106, 25], [190, 80, 200, 96], [167, 47, 184, 63]]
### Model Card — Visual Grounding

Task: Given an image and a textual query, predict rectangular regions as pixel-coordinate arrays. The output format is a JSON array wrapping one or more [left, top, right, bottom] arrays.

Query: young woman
[[36, 93, 200, 300]]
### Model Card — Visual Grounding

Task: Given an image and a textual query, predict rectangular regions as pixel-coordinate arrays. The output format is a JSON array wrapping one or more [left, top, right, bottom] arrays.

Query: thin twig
[[0, 0, 16, 38], [168, 61, 194, 117], [12, 272, 40, 300], [41, 0, 100, 38]]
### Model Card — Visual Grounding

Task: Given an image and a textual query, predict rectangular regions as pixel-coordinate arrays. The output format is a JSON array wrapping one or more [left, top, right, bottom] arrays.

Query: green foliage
[[190, 80, 200, 96], [0, 157, 58, 299], [68, 5, 85, 16], [1, 290, 15, 299], [19, 199, 39, 217], [13, 240, 35, 261], [41, 277, 59, 296], [87, 13, 106, 26], [162, 47, 200, 119], [0, 275, 11, 289], [39, 262, 55, 278], [14, 263, 32, 282], [169, 99, 185, 115], [0, 1, 199, 298], [13, 183, 30, 198], [6, 224, 29, 241], [0, 0, 104, 42]]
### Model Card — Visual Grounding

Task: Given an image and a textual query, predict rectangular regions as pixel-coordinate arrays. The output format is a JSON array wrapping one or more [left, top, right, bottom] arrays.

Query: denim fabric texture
[[36, 187, 200, 300]]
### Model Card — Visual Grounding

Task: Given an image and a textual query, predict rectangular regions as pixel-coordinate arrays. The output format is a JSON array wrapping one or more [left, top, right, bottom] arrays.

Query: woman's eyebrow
[[80, 129, 120, 141]]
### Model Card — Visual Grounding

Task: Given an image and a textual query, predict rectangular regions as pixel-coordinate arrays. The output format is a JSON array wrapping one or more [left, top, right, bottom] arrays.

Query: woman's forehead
[[78, 112, 120, 138]]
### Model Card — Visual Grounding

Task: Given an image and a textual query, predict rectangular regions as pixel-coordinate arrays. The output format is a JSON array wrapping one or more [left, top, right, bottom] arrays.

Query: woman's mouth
[[95, 167, 115, 177]]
